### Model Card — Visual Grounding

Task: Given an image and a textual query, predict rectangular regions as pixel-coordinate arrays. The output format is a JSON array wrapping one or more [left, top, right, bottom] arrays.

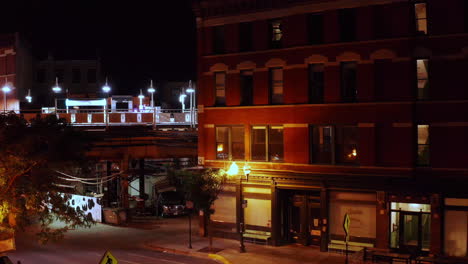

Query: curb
[[144, 242, 232, 264]]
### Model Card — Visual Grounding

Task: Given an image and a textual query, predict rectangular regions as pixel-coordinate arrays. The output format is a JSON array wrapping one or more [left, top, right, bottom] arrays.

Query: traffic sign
[[99, 251, 118, 264], [343, 213, 351, 242]]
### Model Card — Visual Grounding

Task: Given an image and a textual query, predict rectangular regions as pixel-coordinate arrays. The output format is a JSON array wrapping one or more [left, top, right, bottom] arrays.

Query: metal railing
[[6, 107, 198, 127]]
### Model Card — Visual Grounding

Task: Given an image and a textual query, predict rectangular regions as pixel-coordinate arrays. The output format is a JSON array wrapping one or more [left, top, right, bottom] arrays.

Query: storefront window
[[444, 210, 468, 257], [390, 202, 430, 212]]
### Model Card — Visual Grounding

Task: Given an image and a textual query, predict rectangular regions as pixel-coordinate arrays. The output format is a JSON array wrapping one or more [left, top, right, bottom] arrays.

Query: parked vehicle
[[158, 191, 186, 217]]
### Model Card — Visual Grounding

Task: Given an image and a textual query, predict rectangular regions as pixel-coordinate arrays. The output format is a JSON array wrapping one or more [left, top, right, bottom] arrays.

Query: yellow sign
[[99, 251, 118, 264], [343, 213, 351, 243]]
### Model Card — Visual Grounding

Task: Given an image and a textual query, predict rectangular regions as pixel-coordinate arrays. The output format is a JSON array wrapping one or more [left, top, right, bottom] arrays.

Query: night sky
[[1, 0, 196, 95]]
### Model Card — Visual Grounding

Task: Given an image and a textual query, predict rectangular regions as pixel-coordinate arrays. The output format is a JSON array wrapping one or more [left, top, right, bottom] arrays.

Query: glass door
[[401, 212, 420, 250]]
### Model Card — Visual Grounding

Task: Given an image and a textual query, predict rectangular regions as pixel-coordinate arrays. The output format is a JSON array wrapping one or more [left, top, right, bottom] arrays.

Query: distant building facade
[[33, 55, 101, 106], [194, 0, 468, 257]]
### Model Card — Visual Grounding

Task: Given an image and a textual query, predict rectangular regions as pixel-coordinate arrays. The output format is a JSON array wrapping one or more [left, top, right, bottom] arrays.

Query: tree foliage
[[168, 168, 227, 216], [0, 113, 94, 243]]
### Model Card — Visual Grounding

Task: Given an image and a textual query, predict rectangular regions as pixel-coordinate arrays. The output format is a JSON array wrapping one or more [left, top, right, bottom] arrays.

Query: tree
[[172, 168, 227, 251], [0, 113, 94, 244]]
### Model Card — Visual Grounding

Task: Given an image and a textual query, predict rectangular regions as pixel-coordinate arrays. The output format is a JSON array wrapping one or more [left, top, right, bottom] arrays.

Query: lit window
[[270, 68, 283, 104], [414, 2, 427, 35], [270, 20, 282, 49], [215, 72, 226, 106], [417, 59, 429, 100], [216, 126, 244, 160], [417, 124, 429, 166]]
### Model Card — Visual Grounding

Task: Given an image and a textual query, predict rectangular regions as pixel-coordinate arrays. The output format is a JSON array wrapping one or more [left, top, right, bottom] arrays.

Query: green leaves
[[0, 113, 94, 243]]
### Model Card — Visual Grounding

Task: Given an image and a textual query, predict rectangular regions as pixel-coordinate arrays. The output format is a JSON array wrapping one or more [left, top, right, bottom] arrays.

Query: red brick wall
[[324, 65, 340, 103], [283, 14, 307, 47], [284, 67, 308, 104], [226, 73, 240, 106], [284, 126, 309, 164], [324, 10, 339, 43], [225, 23, 239, 53], [253, 70, 269, 105], [253, 20, 268, 51]]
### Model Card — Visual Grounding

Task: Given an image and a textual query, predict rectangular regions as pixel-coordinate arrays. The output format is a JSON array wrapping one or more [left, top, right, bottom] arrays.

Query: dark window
[[269, 19, 282, 49], [240, 70, 254, 105], [36, 69, 45, 83], [116, 102, 128, 110], [414, 2, 427, 35], [213, 26, 225, 54], [216, 126, 245, 160], [87, 69, 97, 83], [251, 125, 283, 162], [339, 8, 356, 42], [269, 68, 283, 104], [308, 64, 324, 103], [465, 1, 468, 33], [239, 22, 253, 52], [307, 13, 324, 45], [416, 59, 429, 100], [310, 125, 334, 164], [215, 72, 226, 106], [417, 124, 429, 166], [310, 125, 358, 165], [55, 69, 64, 83], [373, 5, 388, 39], [72, 69, 81, 83], [341, 62, 357, 102]]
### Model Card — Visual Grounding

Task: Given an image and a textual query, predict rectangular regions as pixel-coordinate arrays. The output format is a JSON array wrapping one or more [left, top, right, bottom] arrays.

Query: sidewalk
[[140, 216, 349, 264]]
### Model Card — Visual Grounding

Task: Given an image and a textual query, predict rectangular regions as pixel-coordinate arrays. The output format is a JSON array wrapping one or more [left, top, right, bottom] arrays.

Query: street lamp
[[102, 78, 111, 128], [148, 80, 156, 108], [186, 80, 195, 128], [25, 89, 32, 103], [179, 93, 187, 113], [52, 77, 62, 113], [2, 80, 11, 113], [138, 89, 145, 112], [227, 161, 248, 253]]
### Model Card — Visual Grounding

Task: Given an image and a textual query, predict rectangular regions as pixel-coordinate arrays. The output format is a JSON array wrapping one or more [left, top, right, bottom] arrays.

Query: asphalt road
[[6, 222, 216, 264]]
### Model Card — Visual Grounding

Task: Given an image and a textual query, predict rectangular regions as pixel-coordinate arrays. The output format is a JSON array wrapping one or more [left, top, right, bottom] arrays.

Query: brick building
[[194, 0, 468, 257], [0, 33, 33, 112]]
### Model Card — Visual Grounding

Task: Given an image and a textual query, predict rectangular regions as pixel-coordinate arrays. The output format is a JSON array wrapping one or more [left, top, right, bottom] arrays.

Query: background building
[[32, 54, 102, 107], [194, 0, 468, 257], [0, 33, 33, 112]]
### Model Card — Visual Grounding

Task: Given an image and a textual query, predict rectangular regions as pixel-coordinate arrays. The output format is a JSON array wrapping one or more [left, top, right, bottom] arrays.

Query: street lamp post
[[179, 93, 187, 113], [227, 161, 250, 253], [102, 78, 111, 129], [52, 77, 62, 113], [138, 89, 145, 112], [25, 89, 32, 103], [2, 80, 11, 114], [186, 80, 195, 128], [148, 80, 155, 108]]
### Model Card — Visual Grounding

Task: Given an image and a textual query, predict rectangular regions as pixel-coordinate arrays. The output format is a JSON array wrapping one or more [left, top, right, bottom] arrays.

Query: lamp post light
[[138, 89, 145, 112], [186, 80, 195, 128], [227, 161, 248, 253], [148, 80, 156, 108], [102, 78, 111, 129], [25, 89, 32, 103], [2, 80, 11, 113], [52, 77, 62, 113], [179, 93, 187, 113]]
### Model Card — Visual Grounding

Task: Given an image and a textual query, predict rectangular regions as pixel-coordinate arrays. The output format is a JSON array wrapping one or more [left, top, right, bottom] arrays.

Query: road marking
[[128, 253, 186, 264]]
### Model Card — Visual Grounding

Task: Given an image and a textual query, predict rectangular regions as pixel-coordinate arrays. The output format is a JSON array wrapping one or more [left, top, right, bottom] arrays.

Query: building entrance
[[279, 190, 322, 246], [390, 202, 431, 253]]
